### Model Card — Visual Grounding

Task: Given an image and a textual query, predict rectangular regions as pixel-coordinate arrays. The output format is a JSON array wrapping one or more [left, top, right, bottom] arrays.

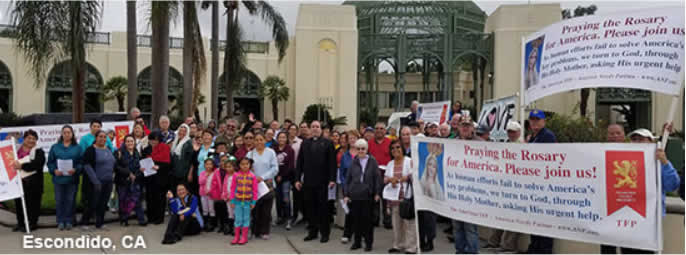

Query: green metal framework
[[46, 61, 103, 113], [345, 1, 493, 120]]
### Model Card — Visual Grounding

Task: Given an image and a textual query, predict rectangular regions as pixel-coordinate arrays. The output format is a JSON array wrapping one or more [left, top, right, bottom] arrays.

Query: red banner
[[115, 125, 130, 149], [605, 151, 646, 217], [0, 144, 17, 181]]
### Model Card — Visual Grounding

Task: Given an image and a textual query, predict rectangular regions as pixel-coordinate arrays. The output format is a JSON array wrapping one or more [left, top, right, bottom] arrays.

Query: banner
[[418, 101, 450, 125], [411, 137, 660, 250], [0, 139, 23, 202], [477, 96, 516, 142], [0, 121, 134, 172], [522, 7, 685, 105]]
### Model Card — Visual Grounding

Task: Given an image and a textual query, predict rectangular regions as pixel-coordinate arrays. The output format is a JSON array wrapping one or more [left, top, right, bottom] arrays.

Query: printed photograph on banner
[[524, 36, 545, 90], [418, 142, 445, 201], [605, 150, 646, 217], [0, 131, 22, 143], [0, 144, 17, 181]]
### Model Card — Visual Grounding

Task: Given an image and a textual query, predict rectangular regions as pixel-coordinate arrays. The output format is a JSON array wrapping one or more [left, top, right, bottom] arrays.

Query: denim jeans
[[81, 182, 113, 228], [453, 220, 479, 254], [275, 180, 291, 220], [54, 183, 77, 225]]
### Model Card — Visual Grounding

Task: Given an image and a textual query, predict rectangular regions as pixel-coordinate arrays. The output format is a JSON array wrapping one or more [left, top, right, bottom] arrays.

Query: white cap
[[628, 128, 656, 140], [427, 122, 439, 128], [506, 121, 522, 131]]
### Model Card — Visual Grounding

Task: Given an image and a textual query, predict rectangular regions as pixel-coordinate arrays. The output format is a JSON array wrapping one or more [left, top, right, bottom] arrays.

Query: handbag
[[399, 181, 415, 220]]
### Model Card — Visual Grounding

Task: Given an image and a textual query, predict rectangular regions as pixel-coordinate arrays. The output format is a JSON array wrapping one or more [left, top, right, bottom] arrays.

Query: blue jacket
[[528, 127, 557, 143], [47, 142, 82, 185], [79, 133, 114, 155], [338, 150, 354, 192], [660, 161, 681, 216], [169, 194, 203, 228]]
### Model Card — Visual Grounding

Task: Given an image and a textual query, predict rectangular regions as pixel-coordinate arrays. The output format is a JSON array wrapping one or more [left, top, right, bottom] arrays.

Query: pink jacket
[[198, 169, 216, 197], [228, 171, 258, 204], [211, 170, 233, 201]]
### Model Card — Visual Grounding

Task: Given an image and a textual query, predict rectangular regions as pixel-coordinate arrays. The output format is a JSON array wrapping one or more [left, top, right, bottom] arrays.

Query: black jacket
[[345, 155, 382, 201], [17, 148, 46, 193], [114, 149, 143, 186], [295, 136, 336, 187]]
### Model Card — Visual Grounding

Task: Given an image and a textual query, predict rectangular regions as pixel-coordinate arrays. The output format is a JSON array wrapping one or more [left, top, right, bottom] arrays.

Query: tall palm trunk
[[126, 0, 137, 113], [70, 3, 86, 123], [223, 7, 236, 118], [211, 1, 219, 120], [151, 3, 170, 128], [182, 1, 194, 119]]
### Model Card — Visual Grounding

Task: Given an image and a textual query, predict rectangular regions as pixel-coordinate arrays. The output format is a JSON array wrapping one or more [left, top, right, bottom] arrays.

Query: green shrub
[[0, 112, 30, 127], [543, 114, 607, 143]]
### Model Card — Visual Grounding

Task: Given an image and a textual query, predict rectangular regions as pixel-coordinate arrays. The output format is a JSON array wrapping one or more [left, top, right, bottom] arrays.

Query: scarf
[[172, 124, 190, 156], [151, 142, 171, 163]]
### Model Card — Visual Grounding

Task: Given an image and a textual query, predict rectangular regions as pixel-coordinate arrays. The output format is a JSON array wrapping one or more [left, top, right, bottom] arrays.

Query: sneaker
[[341, 237, 349, 244], [58, 223, 65, 231], [65, 223, 73, 230], [261, 234, 270, 240], [286, 222, 292, 231], [483, 244, 500, 250]]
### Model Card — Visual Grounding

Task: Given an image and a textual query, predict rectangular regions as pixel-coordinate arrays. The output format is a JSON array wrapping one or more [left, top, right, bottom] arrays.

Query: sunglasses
[[245, 136, 254, 139], [391, 145, 402, 150], [356, 147, 367, 150]]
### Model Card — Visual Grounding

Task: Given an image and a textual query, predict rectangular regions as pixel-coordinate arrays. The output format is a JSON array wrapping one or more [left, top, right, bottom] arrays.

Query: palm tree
[[103, 76, 128, 112], [201, 0, 220, 120], [127, 0, 137, 113], [222, 1, 289, 118], [10, 1, 102, 123], [259, 76, 289, 121], [182, 1, 195, 119], [149, 1, 178, 128]]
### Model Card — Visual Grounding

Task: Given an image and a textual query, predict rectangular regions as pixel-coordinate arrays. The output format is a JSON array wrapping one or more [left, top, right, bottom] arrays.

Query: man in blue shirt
[[525, 109, 556, 254], [79, 120, 114, 154]]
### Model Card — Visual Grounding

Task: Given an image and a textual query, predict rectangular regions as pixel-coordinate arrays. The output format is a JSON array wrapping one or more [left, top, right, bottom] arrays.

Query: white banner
[[477, 96, 516, 142], [411, 137, 660, 250], [0, 121, 134, 172], [418, 101, 451, 125], [0, 139, 23, 202], [522, 7, 685, 105]]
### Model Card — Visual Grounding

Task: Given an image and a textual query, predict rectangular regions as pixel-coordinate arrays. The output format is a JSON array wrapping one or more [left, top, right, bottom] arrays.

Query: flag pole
[[519, 36, 527, 142], [9, 138, 30, 234]]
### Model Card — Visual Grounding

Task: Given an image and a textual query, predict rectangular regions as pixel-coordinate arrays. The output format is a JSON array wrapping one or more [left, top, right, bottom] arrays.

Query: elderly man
[[407, 100, 419, 123], [524, 109, 556, 254], [475, 123, 491, 141], [129, 107, 141, 120], [368, 122, 392, 229], [506, 121, 523, 143], [448, 114, 461, 138], [157, 115, 176, 144], [214, 120, 236, 147], [184, 116, 194, 125], [607, 124, 626, 143], [600, 127, 680, 254], [439, 123, 451, 138], [295, 120, 337, 243]]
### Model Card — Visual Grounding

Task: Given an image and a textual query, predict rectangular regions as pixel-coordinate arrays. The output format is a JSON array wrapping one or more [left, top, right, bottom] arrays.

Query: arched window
[[0, 60, 11, 113], [46, 61, 103, 113], [136, 66, 184, 112], [217, 70, 261, 118]]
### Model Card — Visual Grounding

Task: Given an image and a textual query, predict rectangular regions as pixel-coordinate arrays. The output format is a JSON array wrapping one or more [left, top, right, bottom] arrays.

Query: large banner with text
[[522, 7, 685, 105], [0, 139, 22, 202], [418, 101, 451, 125], [411, 137, 660, 250], [0, 121, 133, 172]]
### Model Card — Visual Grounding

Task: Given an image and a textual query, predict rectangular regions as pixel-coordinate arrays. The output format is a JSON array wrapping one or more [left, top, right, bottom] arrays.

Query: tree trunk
[[126, 0, 137, 113], [118, 97, 125, 112], [151, 5, 170, 129], [211, 1, 219, 120], [72, 53, 86, 123], [580, 88, 590, 117], [272, 98, 278, 121], [182, 1, 194, 119], [223, 9, 235, 118]]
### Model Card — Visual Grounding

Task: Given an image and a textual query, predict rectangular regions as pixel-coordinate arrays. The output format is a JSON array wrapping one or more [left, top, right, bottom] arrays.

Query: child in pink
[[229, 157, 258, 245], [198, 158, 217, 232], [213, 155, 235, 235]]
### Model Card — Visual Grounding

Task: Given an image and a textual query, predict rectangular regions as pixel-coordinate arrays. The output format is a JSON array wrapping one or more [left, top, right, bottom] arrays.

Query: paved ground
[[0, 209, 460, 254]]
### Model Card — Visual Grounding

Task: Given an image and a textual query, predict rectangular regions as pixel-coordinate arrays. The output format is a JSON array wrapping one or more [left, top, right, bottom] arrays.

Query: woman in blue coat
[[46, 125, 82, 231]]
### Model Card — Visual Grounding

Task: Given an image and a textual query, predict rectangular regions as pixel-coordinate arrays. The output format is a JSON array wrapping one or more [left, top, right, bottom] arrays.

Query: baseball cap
[[458, 115, 473, 125], [427, 122, 439, 128], [476, 123, 491, 135], [506, 121, 522, 131], [627, 128, 656, 140], [364, 127, 374, 134], [529, 109, 545, 119]]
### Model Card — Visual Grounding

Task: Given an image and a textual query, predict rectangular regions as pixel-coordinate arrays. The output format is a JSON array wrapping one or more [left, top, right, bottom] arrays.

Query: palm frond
[[190, 2, 207, 112], [225, 15, 246, 86], [255, 1, 289, 62], [240, 0, 258, 15], [147, 1, 179, 31]]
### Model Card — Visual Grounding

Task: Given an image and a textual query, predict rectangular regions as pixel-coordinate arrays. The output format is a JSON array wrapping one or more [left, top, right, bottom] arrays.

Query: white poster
[[411, 137, 660, 250], [522, 8, 685, 105], [0, 139, 23, 202], [418, 101, 450, 124], [477, 96, 516, 142], [0, 121, 134, 172]]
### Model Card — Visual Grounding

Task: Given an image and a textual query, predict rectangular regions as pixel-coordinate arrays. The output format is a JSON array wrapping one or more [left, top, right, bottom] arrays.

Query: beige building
[[0, 2, 682, 132]]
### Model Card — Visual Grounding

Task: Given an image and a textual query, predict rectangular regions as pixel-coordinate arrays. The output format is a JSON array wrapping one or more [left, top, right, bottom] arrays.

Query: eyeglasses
[[356, 147, 367, 150], [244, 136, 254, 139], [375, 127, 385, 130], [391, 145, 402, 150], [228, 125, 236, 129]]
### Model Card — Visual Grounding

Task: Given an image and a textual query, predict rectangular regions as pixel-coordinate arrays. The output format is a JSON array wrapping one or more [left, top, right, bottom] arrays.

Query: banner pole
[[655, 143, 663, 254], [9, 138, 30, 234], [658, 95, 679, 149], [519, 37, 527, 142], [410, 137, 422, 254]]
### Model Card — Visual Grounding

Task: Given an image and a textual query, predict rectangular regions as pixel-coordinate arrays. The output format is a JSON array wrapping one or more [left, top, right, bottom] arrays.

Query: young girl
[[228, 157, 258, 245], [210, 154, 232, 235], [218, 156, 237, 235], [198, 158, 217, 232]]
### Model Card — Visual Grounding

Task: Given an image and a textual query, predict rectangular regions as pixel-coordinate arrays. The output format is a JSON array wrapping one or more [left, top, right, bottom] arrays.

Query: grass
[[3, 173, 85, 215]]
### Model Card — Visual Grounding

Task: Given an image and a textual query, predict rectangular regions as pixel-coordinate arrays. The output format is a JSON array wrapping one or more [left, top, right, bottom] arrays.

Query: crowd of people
[[5, 101, 682, 254]]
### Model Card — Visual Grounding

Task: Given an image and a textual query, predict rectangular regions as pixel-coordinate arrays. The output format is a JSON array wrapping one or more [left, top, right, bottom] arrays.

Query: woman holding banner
[[12, 130, 45, 232], [47, 125, 81, 231]]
